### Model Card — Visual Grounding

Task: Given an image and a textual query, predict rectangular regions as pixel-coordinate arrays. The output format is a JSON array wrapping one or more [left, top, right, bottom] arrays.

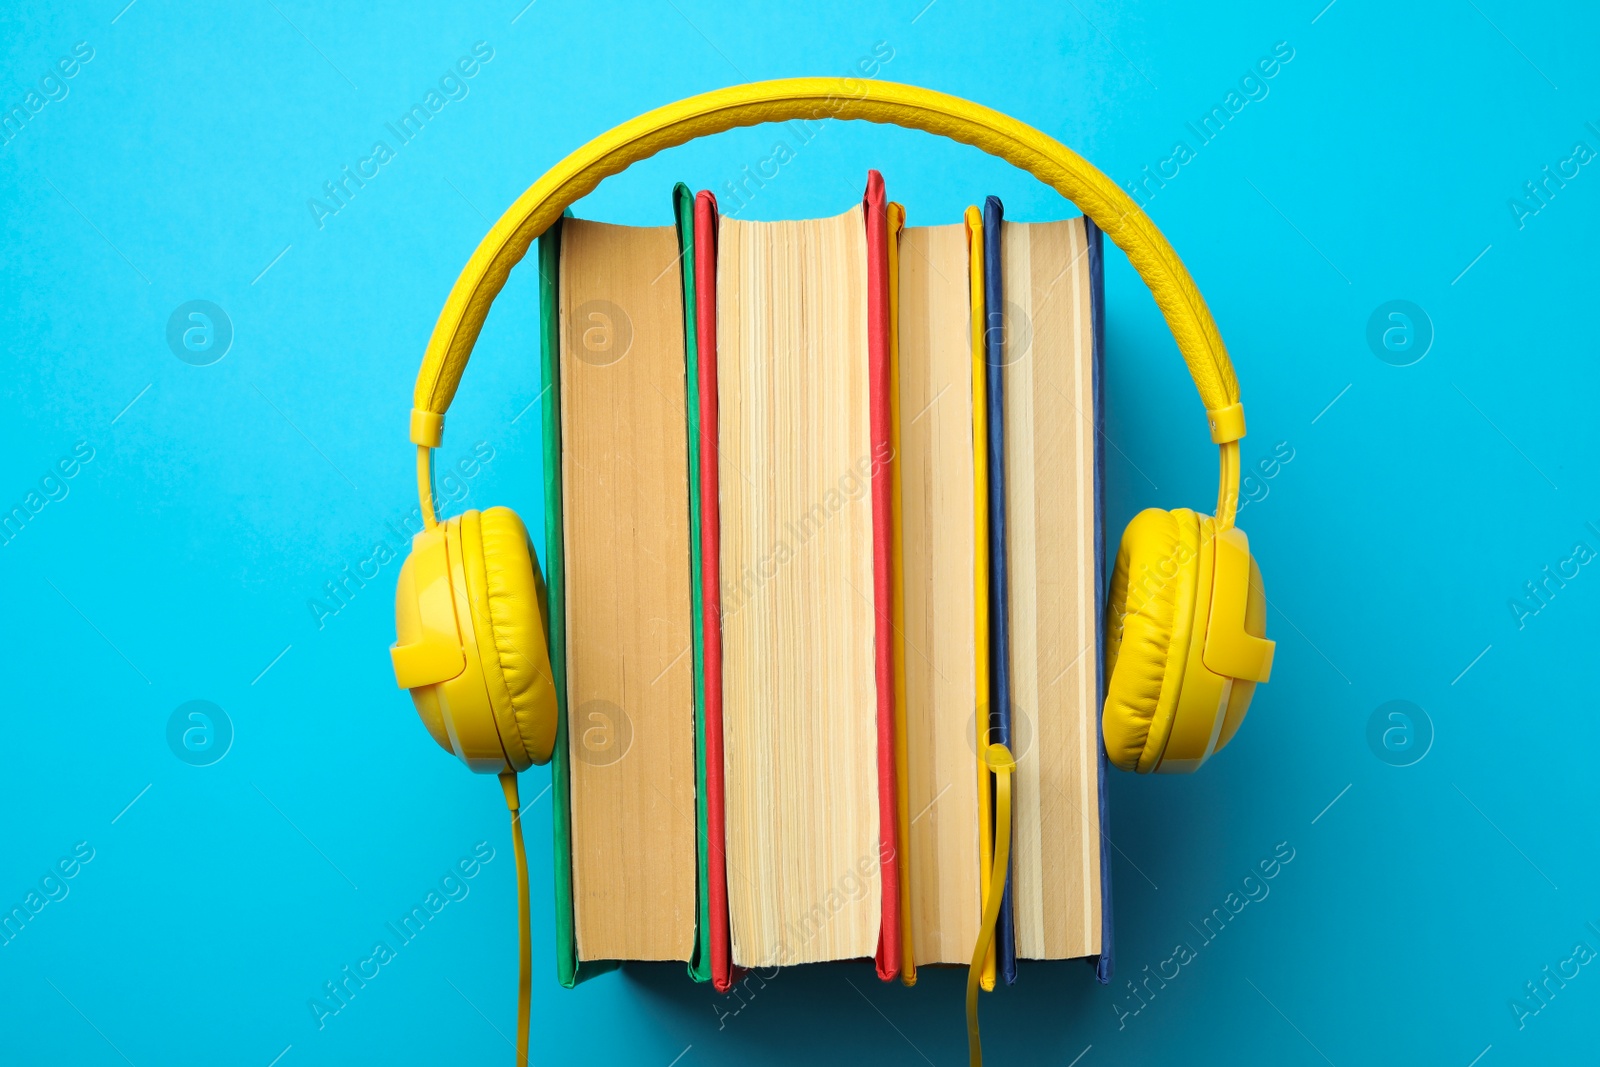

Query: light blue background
[[2, 1, 1596, 1063]]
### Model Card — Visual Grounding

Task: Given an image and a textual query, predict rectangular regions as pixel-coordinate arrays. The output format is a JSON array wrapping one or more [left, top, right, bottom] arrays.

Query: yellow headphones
[[389, 77, 1274, 1065]]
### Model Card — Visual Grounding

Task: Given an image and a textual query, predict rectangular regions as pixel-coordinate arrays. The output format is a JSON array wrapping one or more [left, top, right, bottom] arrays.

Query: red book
[[695, 176, 901, 984], [863, 170, 902, 982], [694, 190, 736, 993]]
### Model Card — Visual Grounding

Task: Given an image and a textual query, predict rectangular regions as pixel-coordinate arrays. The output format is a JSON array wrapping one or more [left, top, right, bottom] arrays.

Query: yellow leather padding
[[459, 508, 557, 769], [409, 78, 1242, 520], [1103, 508, 1209, 773]]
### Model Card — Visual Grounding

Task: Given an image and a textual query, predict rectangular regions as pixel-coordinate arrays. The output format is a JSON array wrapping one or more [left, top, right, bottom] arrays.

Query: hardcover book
[[536, 174, 1112, 989]]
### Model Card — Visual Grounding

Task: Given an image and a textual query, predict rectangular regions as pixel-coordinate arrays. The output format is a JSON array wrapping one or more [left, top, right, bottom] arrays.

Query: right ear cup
[[1102, 508, 1208, 772], [1211, 548, 1268, 754], [457, 507, 558, 767]]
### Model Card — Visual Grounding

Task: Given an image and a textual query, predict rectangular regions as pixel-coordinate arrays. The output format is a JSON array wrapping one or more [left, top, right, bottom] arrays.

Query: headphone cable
[[966, 744, 1014, 1067], [500, 771, 531, 1067]]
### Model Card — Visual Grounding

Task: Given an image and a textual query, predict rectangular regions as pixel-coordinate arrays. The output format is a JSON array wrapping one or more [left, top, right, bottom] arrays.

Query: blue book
[[1088, 216, 1113, 985], [982, 197, 1111, 984], [982, 196, 1018, 985]]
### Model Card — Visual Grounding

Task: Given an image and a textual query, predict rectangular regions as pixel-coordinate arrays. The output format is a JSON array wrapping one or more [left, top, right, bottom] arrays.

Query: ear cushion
[[460, 507, 558, 768], [1103, 508, 1208, 772]]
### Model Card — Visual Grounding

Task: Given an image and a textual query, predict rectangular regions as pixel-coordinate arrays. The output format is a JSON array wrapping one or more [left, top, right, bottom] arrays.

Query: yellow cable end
[[967, 743, 1015, 1067]]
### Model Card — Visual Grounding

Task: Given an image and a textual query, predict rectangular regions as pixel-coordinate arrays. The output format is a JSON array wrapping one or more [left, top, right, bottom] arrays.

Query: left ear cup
[[458, 507, 558, 768], [392, 546, 455, 756], [1102, 508, 1210, 773]]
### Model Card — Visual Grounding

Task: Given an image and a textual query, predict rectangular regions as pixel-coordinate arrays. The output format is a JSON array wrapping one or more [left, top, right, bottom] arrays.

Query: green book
[[675, 182, 713, 985], [538, 212, 615, 988], [538, 190, 710, 984]]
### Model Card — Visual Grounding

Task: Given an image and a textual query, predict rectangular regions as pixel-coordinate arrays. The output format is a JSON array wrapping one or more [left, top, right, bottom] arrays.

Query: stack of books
[[536, 171, 1111, 992]]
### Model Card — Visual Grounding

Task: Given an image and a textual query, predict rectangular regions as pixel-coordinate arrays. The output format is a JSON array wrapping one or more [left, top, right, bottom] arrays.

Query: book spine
[[864, 170, 902, 983], [982, 195, 1017, 986], [1086, 216, 1115, 985], [886, 201, 915, 987], [674, 183, 713, 986], [965, 205, 996, 992], [694, 190, 736, 994], [539, 217, 582, 989]]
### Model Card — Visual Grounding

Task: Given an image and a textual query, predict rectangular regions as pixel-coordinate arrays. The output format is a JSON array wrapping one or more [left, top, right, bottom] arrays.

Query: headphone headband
[[410, 77, 1245, 523]]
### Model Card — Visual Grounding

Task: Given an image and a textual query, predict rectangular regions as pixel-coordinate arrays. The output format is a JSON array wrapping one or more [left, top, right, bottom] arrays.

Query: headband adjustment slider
[[1206, 401, 1246, 444], [411, 408, 445, 448]]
